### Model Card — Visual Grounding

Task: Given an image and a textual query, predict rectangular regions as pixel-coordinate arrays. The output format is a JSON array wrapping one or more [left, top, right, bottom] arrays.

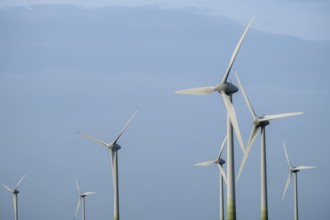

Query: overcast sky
[[0, 1, 329, 220]]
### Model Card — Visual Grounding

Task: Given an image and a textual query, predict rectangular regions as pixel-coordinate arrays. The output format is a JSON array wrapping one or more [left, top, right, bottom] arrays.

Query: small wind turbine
[[2, 175, 26, 220], [194, 136, 227, 220], [176, 17, 255, 220], [79, 111, 137, 220], [282, 143, 316, 220], [235, 72, 303, 220], [75, 179, 95, 220]]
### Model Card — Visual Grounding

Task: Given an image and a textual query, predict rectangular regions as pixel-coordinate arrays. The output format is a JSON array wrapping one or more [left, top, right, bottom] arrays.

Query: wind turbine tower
[[176, 17, 254, 220], [79, 111, 137, 220]]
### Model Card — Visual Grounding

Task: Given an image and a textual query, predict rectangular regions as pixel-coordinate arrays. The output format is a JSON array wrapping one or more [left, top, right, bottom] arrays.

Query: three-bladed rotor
[[235, 72, 304, 180], [175, 17, 255, 154], [194, 136, 228, 184], [79, 111, 137, 151]]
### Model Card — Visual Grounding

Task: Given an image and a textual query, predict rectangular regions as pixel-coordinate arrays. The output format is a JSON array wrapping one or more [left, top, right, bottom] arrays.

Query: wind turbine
[[194, 136, 227, 220], [176, 16, 254, 220], [235, 72, 303, 220], [2, 175, 26, 220], [282, 143, 316, 220], [75, 179, 95, 220], [79, 111, 137, 220]]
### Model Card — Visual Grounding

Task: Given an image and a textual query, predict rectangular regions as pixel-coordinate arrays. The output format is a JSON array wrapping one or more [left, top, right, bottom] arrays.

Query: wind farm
[[0, 3, 328, 220]]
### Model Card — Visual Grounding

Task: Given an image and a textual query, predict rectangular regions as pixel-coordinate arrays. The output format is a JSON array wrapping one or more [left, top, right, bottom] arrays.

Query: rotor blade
[[282, 173, 292, 201], [283, 142, 293, 168], [2, 184, 14, 192], [237, 125, 260, 181], [113, 111, 137, 145], [234, 71, 257, 118], [175, 86, 216, 95], [221, 93, 245, 152], [83, 192, 96, 196], [194, 160, 217, 166], [221, 16, 255, 84], [260, 112, 304, 122], [293, 166, 316, 171], [15, 175, 26, 190], [75, 179, 81, 194], [78, 132, 110, 148], [218, 164, 227, 185], [217, 136, 227, 158], [75, 198, 82, 218]]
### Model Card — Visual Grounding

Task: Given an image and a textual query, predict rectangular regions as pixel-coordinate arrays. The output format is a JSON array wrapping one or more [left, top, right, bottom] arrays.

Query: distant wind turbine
[[75, 179, 95, 220], [79, 111, 137, 220], [2, 175, 26, 220], [194, 136, 227, 220], [282, 143, 316, 220], [176, 16, 255, 220], [235, 72, 303, 220]]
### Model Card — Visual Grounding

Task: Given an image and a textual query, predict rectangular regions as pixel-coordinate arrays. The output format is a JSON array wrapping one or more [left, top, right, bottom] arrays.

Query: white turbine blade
[[194, 160, 217, 166], [237, 125, 260, 181], [175, 86, 216, 95], [75, 179, 81, 194], [14, 175, 26, 190], [217, 136, 227, 158], [293, 166, 316, 171], [260, 112, 304, 122], [282, 173, 292, 201], [2, 184, 14, 192], [113, 111, 137, 145], [218, 164, 227, 185], [83, 192, 95, 196], [283, 142, 293, 168], [221, 16, 255, 84], [79, 132, 110, 148], [234, 71, 257, 118], [75, 198, 82, 218], [221, 92, 245, 152]]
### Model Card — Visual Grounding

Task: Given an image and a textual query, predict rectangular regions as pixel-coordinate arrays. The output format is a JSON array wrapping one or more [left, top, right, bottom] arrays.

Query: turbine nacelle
[[109, 143, 121, 151], [290, 168, 300, 173], [217, 158, 226, 165], [215, 82, 239, 95], [253, 117, 270, 127]]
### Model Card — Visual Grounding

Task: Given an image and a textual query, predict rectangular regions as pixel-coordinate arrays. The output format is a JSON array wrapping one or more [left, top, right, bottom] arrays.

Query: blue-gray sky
[[0, 1, 329, 220]]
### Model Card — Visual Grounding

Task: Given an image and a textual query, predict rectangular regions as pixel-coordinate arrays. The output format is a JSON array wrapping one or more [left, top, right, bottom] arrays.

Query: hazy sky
[[0, 1, 329, 220], [1, 0, 330, 40]]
